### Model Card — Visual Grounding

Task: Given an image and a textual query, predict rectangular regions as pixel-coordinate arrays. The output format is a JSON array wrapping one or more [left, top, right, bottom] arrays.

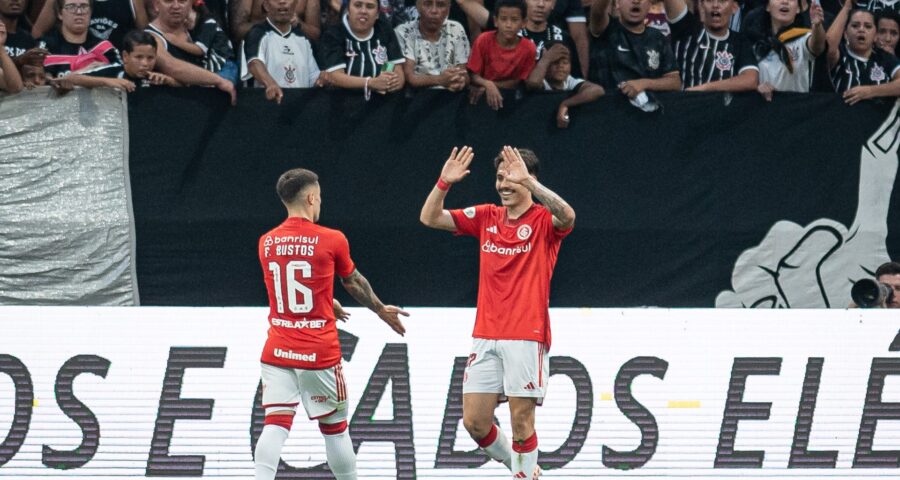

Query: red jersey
[[258, 217, 355, 369], [467, 31, 537, 82], [449, 204, 571, 347]]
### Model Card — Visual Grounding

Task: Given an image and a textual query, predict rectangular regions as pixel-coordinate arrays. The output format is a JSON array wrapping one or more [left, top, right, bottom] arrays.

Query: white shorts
[[260, 362, 349, 421], [462, 339, 549, 404]]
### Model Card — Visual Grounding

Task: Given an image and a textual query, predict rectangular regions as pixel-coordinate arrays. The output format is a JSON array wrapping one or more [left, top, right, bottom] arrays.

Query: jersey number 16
[[268, 261, 313, 314]]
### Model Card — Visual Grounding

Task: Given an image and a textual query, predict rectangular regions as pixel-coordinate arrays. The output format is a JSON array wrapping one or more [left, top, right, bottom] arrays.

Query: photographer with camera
[[851, 261, 900, 308]]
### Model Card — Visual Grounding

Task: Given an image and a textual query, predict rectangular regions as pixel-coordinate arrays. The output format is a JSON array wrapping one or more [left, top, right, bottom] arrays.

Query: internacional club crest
[[517, 224, 533, 240]]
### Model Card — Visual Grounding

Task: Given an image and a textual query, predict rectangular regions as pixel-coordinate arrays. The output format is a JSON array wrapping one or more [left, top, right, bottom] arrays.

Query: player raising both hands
[[420, 146, 575, 479]]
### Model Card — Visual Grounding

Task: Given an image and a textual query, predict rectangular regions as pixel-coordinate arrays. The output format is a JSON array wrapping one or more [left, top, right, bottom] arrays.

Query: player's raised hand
[[440, 146, 475, 185], [377, 305, 409, 336], [498, 146, 531, 185]]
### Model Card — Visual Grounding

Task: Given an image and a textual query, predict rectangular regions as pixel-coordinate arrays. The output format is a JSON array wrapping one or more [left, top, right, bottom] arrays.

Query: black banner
[[128, 89, 899, 307]]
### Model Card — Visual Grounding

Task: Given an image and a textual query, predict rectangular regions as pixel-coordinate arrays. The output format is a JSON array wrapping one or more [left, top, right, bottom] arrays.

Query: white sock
[[478, 424, 513, 471], [254, 424, 289, 480], [511, 433, 539, 479], [323, 430, 357, 480]]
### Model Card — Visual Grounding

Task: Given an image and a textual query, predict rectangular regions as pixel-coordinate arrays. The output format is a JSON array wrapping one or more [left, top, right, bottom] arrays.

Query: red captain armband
[[436, 177, 451, 192]]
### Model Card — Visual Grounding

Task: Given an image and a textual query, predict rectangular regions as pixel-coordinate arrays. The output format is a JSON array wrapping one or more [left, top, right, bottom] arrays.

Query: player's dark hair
[[122, 30, 158, 53], [493, 0, 526, 18], [493, 148, 540, 177], [876, 261, 900, 278], [277, 168, 319, 205]]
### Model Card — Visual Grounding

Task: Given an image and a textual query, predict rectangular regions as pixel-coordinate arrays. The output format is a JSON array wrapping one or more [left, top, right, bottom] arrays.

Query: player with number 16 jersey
[[253, 168, 408, 480], [259, 218, 353, 370]]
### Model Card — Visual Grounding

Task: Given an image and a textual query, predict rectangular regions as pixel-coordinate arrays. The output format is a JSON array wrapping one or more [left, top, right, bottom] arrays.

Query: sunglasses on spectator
[[62, 3, 92, 13]]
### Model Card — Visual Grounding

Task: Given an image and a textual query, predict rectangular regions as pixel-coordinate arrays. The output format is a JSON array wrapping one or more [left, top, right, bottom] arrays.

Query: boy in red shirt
[[467, 0, 536, 110]]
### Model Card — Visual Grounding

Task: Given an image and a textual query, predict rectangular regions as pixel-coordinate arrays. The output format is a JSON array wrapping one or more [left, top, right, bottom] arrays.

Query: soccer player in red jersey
[[256, 168, 408, 480], [420, 146, 575, 479]]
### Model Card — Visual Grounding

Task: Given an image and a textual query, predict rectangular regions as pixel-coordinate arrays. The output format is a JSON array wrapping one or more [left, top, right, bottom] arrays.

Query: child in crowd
[[119, 30, 179, 87], [532, 42, 604, 128], [467, 0, 536, 110], [54, 30, 178, 91], [19, 63, 47, 88]]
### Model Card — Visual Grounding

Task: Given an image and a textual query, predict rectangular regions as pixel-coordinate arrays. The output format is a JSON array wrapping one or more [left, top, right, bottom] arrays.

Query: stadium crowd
[[1, 0, 899, 124]]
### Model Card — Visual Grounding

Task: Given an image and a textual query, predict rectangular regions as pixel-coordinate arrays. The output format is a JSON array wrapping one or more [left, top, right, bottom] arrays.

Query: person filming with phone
[[318, 0, 406, 97]]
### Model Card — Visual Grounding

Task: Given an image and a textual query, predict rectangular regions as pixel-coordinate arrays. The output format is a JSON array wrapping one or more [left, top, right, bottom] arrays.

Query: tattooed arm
[[340, 269, 408, 335], [527, 177, 577, 230]]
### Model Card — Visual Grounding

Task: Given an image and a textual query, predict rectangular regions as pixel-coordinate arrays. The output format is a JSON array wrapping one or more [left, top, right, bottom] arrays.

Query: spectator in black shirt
[[146, 0, 205, 67], [33, 0, 147, 48], [142, 21, 237, 101], [118, 29, 178, 86], [876, 10, 899, 55], [1, 0, 38, 57], [318, 0, 406, 96], [0, 21, 24, 91], [665, 0, 759, 91], [520, 0, 576, 65], [588, 0, 681, 106], [550, 0, 590, 78], [187, 1, 237, 82], [826, 1, 900, 102], [39, 0, 125, 78], [856, 0, 900, 17]]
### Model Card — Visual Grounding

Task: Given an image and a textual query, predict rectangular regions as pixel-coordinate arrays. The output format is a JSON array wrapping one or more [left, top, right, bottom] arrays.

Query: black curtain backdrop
[[127, 88, 898, 307]]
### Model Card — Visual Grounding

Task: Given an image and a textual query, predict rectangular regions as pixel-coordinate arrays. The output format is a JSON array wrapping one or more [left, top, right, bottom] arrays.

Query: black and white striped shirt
[[669, 8, 757, 89], [319, 14, 406, 77], [830, 42, 900, 92]]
